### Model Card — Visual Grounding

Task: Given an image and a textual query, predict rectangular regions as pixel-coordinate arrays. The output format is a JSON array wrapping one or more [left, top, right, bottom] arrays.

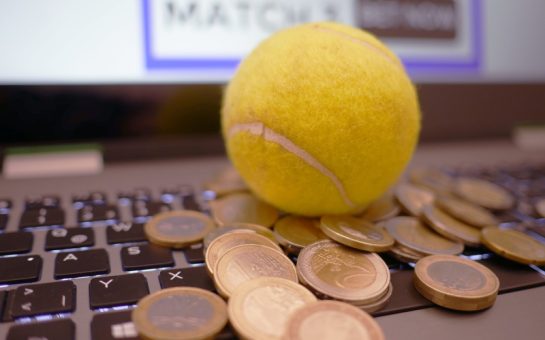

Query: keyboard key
[[0, 198, 12, 211], [72, 191, 108, 206], [159, 266, 215, 291], [184, 243, 205, 264], [0, 214, 8, 230], [121, 244, 174, 271], [78, 204, 119, 223], [19, 207, 65, 229], [0, 231, 33, 255], [0, 255, 42, 284], [7, 319, 75, 340], [45, 227, 94, 250], [180, 186, 201, 211], [106, 222, 147, 244], [10, 281, 76, 318], [25, 195, 61, 209], [118, 188, 152, 202], [91, 310, 140, 340], [89, 273, 149, 309], [54, 249, 110, 279], [132, 200, 171, 219]]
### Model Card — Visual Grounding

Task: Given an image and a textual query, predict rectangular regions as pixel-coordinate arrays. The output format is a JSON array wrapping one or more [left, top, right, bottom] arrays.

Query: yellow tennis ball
[[222, 22, 420, 216]]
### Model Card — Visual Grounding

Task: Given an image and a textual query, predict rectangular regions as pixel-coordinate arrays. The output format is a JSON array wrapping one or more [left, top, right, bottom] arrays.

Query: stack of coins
[[273, 215, 328, 255], [296, 240, 392, 312]]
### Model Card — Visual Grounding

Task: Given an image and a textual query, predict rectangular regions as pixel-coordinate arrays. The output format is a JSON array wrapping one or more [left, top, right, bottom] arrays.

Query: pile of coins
[[130, 165, 545, 339]]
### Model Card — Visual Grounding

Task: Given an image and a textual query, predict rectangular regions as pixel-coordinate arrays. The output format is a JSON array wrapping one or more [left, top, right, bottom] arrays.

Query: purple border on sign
[[142, 0, 482, 73], [402, 0, 482, 74]]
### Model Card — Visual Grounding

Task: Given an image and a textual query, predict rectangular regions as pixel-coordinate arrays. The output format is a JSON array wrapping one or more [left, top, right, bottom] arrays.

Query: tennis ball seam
[[311, 24, 401, 68], [228, 121, 356, 209]]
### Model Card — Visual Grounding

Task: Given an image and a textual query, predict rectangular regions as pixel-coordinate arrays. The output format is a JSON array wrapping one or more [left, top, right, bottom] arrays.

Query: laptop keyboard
[[1, 163, 545, 339]]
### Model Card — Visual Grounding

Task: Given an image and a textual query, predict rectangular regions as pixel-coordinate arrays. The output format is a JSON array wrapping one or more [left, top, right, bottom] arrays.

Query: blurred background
[[0, 0, 544, 149]]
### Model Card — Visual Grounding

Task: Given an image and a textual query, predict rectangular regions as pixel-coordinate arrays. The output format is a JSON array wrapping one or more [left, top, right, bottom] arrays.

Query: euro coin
[[395, 183, 435, 217], [360, 191, 400, 222], [409, 167, 453, 196], [355, 282, 394, 313], [274, 216, 328, 254], [320, 215, 394, 252], [436, 196, 498, 228], [205, 230, 282, 276], [210, 192, 279, 228], [481, 227, 545, 265], [454, 177, 514, 210], [414, 255, 499, 311], [144, 210, 215, 248], [536, 198, 545, 218], [132, 287, 228, 340], [384, 216, 464, 256], [297, 240, 390, 306], [228, 277, 317, 340], [214, 244, 298, 298], [422, 205, 481, 247], [203, 222, 278, 250], [282, 300, 385, 340]]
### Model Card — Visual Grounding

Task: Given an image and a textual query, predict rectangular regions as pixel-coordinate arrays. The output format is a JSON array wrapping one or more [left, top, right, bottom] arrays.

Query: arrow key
[[7, 319, 75, 340], [10, 281, 75, 318]]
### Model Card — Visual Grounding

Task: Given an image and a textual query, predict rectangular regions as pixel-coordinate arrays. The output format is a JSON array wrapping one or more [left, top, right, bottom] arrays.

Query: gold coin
[[355, 282, 394, 313], [481, 227, 545, 265], [205, 230, 283, 276], [228, 277, 317, 340], [203, 166, 249, 197], [203, 222, 278, 250], [394, 183, 435, 217], [144, 210, 215, 248], [274, 216, 328, 254], [454, 177, 514, 210], [409, 167, 453, 196], [297, 240, 390, 305], [360, 191, 401, 222], [384, 216, 464, 256], [414, 255, 499, 311], [388, 244, 423, 263], [132, 287, 228, 340], [210, 192, 279, 228], [214, 244, 298, 298], [320, 216, 394, 252], [422, 205, 481, 247], [436, 196, 498, 228], [282, 300, 385, 340], [536, 199, 545, 218]]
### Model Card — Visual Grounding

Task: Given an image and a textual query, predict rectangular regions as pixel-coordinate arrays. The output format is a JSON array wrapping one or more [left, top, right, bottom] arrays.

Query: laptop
[[1, 1, 545, 339]]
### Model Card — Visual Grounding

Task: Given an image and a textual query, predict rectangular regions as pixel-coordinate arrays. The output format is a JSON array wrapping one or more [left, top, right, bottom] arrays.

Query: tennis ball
[[222, 22, 420, 216]]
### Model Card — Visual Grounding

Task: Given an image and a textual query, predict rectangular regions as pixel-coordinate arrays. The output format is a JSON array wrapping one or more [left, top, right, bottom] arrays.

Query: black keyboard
[[1, 163, 545, 340]]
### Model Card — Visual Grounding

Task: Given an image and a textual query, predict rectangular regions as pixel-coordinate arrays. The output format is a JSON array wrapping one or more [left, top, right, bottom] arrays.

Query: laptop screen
[[1, 0, 544, 146]]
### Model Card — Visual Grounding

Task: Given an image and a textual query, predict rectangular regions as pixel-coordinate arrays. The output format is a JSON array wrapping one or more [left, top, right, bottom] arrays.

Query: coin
[[355, 282, 394, 313], [454, 177, 514, 210], [214, 244, 298, 298], [203, 166, 249, 197], [274, 216, 328, 254], [297, 240, 390, 305], [210, 192, 279, 228], [132, 287, 228, 340], [144, 210, 215, 248], [203, 222, 278, 250], [205, 230, 283, 276], [409, 167, 453, 196], [360, 191, 401, 222], [228, 277, 317, 340], [394, 183, 435, 217], [481, 227, 545, 265], [384, 216, 464, 256], [388, 244, 423, 263], [436, 196, 498, 228], [422, 205, 481, 247], [320, 215, 394, 252], [413, 255, 499, 311], [282, 300, 385, 340], [536, 199, 545, 218]]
